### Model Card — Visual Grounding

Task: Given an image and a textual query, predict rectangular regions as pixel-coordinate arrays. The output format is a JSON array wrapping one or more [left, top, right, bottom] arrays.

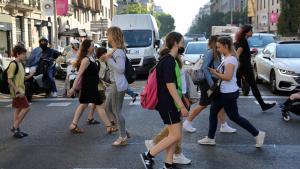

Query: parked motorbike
[[25, 58, 54, 101]]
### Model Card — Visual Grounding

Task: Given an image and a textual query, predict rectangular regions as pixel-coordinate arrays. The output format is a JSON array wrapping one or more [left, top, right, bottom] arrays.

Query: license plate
[[128, 50, 139, 54]]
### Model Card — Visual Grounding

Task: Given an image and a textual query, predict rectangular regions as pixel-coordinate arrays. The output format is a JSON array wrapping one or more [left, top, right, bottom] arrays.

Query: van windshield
[[123, 30, 152, 48]]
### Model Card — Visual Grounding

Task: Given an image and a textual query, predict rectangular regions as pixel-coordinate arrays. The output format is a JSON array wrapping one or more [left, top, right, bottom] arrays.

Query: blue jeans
[[208, 90, 259, 139], [126, 87, 137, 98], [47, 65, 57, 92]]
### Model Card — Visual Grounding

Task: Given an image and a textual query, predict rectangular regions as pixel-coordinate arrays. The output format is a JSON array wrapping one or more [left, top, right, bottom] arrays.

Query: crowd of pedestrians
[[5, 24, 283, 169]]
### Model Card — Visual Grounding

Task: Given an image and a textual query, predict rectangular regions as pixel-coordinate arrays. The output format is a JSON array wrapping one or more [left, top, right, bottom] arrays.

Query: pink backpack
[[140, 68, 158, 110]]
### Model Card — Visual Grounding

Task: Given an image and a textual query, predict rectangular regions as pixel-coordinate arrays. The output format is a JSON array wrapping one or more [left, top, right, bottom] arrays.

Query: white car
[[182, 41, 208, 69], [253, 41, 300, 93]]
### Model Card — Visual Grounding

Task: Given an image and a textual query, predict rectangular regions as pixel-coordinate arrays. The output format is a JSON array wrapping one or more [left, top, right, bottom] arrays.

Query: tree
[[278, 0, 300, 36], [188, 10, 248, 37], [154, 13, 175, 37], [120, 2, 148, 14]]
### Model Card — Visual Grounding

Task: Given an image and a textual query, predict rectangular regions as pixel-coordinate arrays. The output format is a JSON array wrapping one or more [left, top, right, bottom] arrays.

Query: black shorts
[[158, 109, 181, 125], [199, 81, 211, 106]]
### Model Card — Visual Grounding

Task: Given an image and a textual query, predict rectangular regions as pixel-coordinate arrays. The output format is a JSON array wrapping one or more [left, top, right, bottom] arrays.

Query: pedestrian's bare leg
[[69, 104, 88, 129]]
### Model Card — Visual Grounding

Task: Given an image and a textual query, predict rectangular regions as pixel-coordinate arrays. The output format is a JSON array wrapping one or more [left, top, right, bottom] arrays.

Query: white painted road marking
[[47, 102, 71, 107], [254, 101, 278, 105]]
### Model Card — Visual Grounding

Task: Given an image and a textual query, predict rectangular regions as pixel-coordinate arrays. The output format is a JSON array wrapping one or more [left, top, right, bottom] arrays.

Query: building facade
[[0, 0, 51, 55], [0, 0, 117, 55], [211, 0, 247, 13], [254, 0, 280, 33], [57, 0, 117, 47]]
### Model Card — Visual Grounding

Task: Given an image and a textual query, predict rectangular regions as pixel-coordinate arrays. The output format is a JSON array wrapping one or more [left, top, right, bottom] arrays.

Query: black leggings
[[238, 66, 265, 107], [208, 90, 259, 139]]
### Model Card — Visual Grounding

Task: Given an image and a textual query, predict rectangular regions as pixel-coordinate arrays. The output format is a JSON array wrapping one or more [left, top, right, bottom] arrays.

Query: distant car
[[182, 41, 208, 69], [253, 41, 300, 93]]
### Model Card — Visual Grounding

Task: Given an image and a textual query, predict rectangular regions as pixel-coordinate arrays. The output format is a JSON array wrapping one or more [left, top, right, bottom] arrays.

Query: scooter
[[25, 58, 54, 101]]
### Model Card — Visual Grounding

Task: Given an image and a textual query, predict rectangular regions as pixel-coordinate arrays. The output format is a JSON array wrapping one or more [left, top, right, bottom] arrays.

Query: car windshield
[[277, 44, 300, 58], [248, 35, 276, 48], [185, 43, 208, 54], [123, 30, 152, 48]]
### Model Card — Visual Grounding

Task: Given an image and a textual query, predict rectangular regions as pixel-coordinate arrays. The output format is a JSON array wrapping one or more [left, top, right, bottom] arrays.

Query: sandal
[[112, 136, 128, 146], [70, 123, 84, 134], [106, 126, 118, 134], [87, 118, 100, 125]]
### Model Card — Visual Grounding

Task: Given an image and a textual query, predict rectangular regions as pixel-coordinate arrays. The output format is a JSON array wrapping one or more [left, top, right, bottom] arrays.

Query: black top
[[79, 57, 103, 105], [234, 38, 251, 67], [156, 54, 178, 113]]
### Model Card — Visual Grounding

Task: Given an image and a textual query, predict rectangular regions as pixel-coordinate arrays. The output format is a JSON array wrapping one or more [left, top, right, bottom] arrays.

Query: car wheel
[[254, 65, 262, 84], [270, 71, 277, 94]]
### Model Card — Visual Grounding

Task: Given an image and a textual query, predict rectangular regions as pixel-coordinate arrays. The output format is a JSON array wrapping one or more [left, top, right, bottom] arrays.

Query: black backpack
[[0, 61, 19, 94], [125, 57, 136, 84], [112, 50, 136, 84], [124, 51, 136, 84]]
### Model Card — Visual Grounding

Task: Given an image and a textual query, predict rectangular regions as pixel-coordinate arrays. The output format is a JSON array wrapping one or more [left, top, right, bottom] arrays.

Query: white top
[[220, 56, 239, 93], [107, 49, 128, 92]]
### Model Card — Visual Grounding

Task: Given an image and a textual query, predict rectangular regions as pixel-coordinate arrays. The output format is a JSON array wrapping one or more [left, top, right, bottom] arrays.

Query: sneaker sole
[[198, 141, 216, 146], [220, 130, 237, 133], [173, 160, 192, 165]]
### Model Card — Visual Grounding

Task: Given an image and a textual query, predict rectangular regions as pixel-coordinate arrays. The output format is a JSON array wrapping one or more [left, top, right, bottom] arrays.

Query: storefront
[[0, 14, 12, 57]]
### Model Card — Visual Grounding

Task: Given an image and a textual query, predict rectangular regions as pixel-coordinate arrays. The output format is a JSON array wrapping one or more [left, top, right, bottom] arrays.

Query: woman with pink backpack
[[140, 32, 188, 169]]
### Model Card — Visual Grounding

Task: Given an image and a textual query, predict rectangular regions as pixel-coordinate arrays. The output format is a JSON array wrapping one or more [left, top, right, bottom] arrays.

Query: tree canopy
[[278, 0, 300, 36]]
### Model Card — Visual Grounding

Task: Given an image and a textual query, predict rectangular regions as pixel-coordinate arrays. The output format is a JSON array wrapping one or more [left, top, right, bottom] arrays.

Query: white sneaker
[[255, 131, 266, 148], [51, 92, 57, 97], [220, 123, 237, 133], [173, 153, 191, 165], [198, 136, 216, 145], [145, 140, 155, 150], [183, 120, 196, 133]]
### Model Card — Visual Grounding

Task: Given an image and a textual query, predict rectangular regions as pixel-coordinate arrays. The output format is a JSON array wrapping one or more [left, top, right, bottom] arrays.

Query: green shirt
[[7, 61, 25, 98]]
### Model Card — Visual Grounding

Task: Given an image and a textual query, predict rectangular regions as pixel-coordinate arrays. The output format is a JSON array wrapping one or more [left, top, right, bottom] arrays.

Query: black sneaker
[[140, 152, 154, 169], [13, 132, 25, 139], [87, 118, 101, 125], [132, 93, 139, 103], [21, 132, 29, 137], [163, 164, 181, 169], [262, 103, 276, 111]]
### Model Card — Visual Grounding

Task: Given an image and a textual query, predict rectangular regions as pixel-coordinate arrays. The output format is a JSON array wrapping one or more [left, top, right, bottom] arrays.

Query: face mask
[[40, 43, 48, 50], [178, 47, 185, 54]]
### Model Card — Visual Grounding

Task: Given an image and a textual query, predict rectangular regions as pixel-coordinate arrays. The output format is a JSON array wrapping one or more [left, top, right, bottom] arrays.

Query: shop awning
[[59, 28, 87, 37]]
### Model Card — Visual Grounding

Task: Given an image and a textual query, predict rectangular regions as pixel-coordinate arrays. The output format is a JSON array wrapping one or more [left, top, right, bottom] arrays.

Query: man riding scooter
[[27, 36, 61, 98]]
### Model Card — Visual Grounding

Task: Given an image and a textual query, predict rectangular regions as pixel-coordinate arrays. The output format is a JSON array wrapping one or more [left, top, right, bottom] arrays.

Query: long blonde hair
[[107, 26, 126, 49]]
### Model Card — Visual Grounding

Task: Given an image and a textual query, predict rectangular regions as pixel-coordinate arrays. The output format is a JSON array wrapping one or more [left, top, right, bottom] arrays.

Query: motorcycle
[[25, 58, 55, 101]]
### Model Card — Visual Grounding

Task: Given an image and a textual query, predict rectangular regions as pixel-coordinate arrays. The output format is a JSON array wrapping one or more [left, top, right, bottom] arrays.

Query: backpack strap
[[7, 60, 19, 76]]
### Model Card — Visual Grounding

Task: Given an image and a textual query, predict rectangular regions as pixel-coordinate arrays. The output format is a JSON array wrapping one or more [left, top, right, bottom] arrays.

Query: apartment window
[[260, 0, 262, 10], [272, 0, 274, 5], [16, 17, 23, 43], [257, 0, 259, 11], [264, 0, 265, 9], [28, 19, 32, 47]]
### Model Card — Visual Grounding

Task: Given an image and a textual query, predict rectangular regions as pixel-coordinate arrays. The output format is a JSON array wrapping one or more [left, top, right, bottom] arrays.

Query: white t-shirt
[[220, 56, 239, 93]]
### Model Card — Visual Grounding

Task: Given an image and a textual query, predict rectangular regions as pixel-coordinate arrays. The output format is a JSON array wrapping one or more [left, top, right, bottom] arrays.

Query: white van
[[111, 14, 160, 75]]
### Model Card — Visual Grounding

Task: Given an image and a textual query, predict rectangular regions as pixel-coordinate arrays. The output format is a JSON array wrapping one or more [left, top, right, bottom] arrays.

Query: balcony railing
[[2, 0, 41, 11]]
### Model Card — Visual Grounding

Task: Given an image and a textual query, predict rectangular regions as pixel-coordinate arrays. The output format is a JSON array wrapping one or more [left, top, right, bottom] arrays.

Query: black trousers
[[238, 65, 265, 108]]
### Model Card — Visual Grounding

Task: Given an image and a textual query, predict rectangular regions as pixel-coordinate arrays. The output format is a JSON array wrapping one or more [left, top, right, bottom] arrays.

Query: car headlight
[[184, 60, 192, 65], [279, 69, 295, 75]]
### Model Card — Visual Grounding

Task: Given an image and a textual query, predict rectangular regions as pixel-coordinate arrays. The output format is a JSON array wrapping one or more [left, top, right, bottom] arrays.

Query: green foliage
[[278, 0, 300, 36], [120, 2, 148, 14], [154, 13, 175, 37], [188, 10, 248, 37]]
